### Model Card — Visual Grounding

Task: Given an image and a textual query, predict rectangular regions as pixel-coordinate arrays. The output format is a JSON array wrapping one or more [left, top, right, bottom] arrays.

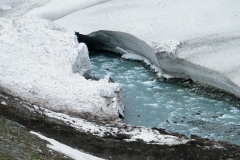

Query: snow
[[1, 0, 238, 149], [53, 0, 240, 43], [1, 101, 7, 105], [31, 131, 104, 160], [156, 31, 240, 97], [26, 0, 110, 21], [51, 0, 240, 98], [0, 17, 124, 119], [0, 0, 187, 146]]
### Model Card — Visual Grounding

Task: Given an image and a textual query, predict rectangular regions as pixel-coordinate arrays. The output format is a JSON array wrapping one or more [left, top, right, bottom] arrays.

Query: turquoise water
[[90, 51, 240, 146]]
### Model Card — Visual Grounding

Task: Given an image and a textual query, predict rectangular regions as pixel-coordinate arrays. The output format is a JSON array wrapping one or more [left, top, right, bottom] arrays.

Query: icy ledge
[[84, 30, 240, 98], [0, 17, 124, 119]]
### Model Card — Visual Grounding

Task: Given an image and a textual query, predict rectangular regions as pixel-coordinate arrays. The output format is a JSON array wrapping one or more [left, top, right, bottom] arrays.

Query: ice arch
[[76, 30, 240, 98]]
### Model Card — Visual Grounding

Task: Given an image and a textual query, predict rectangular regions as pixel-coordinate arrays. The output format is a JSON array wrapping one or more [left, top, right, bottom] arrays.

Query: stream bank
[[1, 90, 240, 160]]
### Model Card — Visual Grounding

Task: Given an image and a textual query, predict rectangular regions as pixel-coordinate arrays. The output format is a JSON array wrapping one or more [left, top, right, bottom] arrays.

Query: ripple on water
[[90, 51, 240, 146]]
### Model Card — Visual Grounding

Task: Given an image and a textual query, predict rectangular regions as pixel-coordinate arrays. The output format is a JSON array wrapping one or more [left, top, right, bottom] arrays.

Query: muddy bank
[[1, 90, 240, 160]]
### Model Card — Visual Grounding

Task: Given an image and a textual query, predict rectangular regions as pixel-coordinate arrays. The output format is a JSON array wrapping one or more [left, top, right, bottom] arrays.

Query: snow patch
[[1, 101, 7, 105], [31, 131, 104, 160]]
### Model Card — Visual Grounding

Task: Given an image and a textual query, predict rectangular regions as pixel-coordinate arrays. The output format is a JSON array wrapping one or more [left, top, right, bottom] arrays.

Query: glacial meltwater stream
[[90, 51, 240, 146]]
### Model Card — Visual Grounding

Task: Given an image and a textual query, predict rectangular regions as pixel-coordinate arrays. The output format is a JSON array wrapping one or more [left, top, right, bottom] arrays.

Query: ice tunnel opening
[[75, 31, 111, 51]]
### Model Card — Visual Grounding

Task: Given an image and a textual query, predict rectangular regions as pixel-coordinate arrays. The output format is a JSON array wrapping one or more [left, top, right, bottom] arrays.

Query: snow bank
[[54, 0, 240, 43], [52, 0, 240, 97], [0, 17, 124, 119], [155, 31, 240, 97]]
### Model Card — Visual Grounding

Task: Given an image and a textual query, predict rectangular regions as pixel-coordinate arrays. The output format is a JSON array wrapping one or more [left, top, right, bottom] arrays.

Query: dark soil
[[0, 115, 72, 160], [1, 90, 240, 160]]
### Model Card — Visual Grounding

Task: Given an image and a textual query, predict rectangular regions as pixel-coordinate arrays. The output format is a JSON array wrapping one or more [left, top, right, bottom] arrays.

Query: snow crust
[[31, 131, 104, 160], [0, 17, 124, 119]]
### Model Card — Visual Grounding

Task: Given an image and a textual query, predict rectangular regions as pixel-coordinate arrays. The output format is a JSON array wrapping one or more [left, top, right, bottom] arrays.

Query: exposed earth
[[0, 113, 71, 159], [1, 89, 240, 160]]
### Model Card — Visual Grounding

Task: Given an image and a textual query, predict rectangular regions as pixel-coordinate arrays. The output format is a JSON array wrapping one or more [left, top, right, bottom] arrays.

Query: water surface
[[90, 51, 240, 145]]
